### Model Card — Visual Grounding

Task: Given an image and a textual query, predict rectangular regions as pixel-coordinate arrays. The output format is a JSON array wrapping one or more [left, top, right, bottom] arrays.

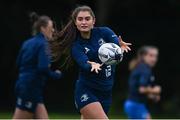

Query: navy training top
[[128, 62, 156, 103], [71, 27, 120, 92], [16, 33, 61, 95]]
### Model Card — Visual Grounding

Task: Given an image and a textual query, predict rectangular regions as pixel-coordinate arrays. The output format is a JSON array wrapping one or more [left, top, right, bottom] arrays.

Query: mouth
[[81, 26, 88, 29]]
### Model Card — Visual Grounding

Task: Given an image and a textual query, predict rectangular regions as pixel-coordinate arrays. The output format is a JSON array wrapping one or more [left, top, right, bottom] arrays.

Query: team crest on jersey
[[98, 38, 106, 46], [80, 94, 89, 102], [84, 47, 90, 54], [25, 101, 33, 109], [150, 76, 155, 82]]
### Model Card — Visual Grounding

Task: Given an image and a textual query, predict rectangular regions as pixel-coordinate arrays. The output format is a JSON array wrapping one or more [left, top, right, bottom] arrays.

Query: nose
[[82, 19, 86, 24]]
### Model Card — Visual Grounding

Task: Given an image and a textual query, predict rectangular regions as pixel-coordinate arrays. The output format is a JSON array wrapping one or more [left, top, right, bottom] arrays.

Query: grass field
[[1, 111, 179, 119], [0, 112, 126, 119]]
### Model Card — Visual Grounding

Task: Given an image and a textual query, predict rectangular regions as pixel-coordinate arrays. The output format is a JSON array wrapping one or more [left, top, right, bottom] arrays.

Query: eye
[[77, 17, 83, 21], [85, 17, 91, 21]]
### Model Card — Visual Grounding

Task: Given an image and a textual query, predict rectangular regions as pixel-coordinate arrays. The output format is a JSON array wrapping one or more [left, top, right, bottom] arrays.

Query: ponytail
[[29, 12, 39, 23], [49, 20, 77, 69], [29, 12, 51, 36]]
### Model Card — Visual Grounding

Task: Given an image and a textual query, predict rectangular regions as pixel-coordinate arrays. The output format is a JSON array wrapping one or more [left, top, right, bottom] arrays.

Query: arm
[[71, 43, 102, 73], [71, 43, 91, 72], [100, 27, 120, 45], [100, 27, 131, 52], [38, 44, 62, 80], [143, 86, 161, 102], [146, 86, 161, 102], [139, 73, 161, 96], [139, 85, 161, 95]]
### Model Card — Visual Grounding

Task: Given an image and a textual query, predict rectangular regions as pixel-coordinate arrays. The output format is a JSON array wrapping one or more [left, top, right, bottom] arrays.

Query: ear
[[40, 26, 44, 32], [40, 26, 46, 33]]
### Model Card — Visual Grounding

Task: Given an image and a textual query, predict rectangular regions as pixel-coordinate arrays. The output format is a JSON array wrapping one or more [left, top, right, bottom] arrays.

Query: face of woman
[[144, 49, 158, 67], [75, 11, 95, 33], [41, 20, 54, 40]]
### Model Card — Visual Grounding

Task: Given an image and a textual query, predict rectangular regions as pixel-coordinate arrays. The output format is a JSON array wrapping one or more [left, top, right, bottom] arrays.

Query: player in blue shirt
[[52, 6, 131, 119], [13, 12, 62, 119], [124, 46, 161, 119]]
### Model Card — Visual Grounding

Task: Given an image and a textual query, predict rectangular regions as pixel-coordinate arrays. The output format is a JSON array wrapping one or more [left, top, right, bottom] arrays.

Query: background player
[[124, 46, 161, 119], [51, 5, 131, 119], [13, 12, 62, 119]]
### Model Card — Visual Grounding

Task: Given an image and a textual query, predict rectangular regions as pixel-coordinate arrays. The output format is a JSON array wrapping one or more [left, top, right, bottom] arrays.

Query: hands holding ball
[[88, 37, 132, 74]]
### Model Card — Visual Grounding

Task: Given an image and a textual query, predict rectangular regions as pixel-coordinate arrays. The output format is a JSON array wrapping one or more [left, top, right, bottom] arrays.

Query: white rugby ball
[[98, 43, 123, 65]]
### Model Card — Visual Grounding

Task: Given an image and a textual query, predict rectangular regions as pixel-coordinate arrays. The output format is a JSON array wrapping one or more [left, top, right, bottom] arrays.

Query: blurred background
[[0, 0, 180, 118]]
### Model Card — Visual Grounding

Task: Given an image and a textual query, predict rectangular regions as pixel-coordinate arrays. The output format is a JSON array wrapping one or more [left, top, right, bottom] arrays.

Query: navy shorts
[[15, 84, 43, 113], [74, 80, 112, 114], [124, 100, 149, 119]]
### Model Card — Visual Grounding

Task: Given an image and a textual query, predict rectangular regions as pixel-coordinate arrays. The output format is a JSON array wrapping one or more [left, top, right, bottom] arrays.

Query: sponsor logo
[[80, 94, 89, 102]]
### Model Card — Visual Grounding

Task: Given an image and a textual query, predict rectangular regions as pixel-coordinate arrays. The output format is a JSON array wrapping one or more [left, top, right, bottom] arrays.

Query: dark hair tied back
[[28, 12, 51, 36], [29, 12, 39, 23]]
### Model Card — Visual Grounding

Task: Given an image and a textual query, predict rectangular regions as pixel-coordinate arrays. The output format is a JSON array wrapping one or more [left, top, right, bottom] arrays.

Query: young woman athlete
[[13, 12, 62, 119], [124, 46, 161, 119], [52, 5, 131, 119]]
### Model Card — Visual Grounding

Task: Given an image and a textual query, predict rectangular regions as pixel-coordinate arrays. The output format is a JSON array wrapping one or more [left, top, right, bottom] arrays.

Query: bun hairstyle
[[129, 45, 158, 70], [29, 12, 51, 35]]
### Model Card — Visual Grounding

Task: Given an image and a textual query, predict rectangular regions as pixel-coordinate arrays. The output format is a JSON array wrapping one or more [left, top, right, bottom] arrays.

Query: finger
[[88, 61, 96, 64], [126, 43, 132, 45], [87, 61, 93, 64], [124, 49, 128, 53], [97, 67, 102, 71], [91, 67, 94, 72], [127, 46, 131, 51], [100, 63, 104, 66], [95, 69, 99, 74], [118, 36, 122, 41], [88, 61, 97, 65]]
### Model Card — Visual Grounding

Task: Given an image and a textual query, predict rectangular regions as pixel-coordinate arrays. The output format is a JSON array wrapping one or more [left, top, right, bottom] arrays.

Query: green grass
[[0, 112, 125, 119], [1, 112, 180, 119], [0, 112, 13, 119], [0, 112, 79, 119]]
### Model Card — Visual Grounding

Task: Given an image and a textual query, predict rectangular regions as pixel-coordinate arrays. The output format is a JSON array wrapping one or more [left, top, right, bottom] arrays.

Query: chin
[[80, 29, 91, 32]]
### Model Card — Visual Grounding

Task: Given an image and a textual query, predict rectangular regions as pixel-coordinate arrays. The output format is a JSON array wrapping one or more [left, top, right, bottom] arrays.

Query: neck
[[80, 31, 91, 39], [41, 32, 48, 40]]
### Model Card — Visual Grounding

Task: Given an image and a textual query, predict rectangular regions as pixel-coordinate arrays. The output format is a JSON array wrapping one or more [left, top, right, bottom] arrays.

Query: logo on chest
[[84, 47, 90, 54], [98, 38, 106, 46], [150, 76, 155, 82]]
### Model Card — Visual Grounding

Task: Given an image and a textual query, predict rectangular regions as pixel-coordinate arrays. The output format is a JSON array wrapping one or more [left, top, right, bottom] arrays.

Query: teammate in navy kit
[[52, 6, 131, 119], [124, 46, 161, 119], [13, 12, 62, 119]]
